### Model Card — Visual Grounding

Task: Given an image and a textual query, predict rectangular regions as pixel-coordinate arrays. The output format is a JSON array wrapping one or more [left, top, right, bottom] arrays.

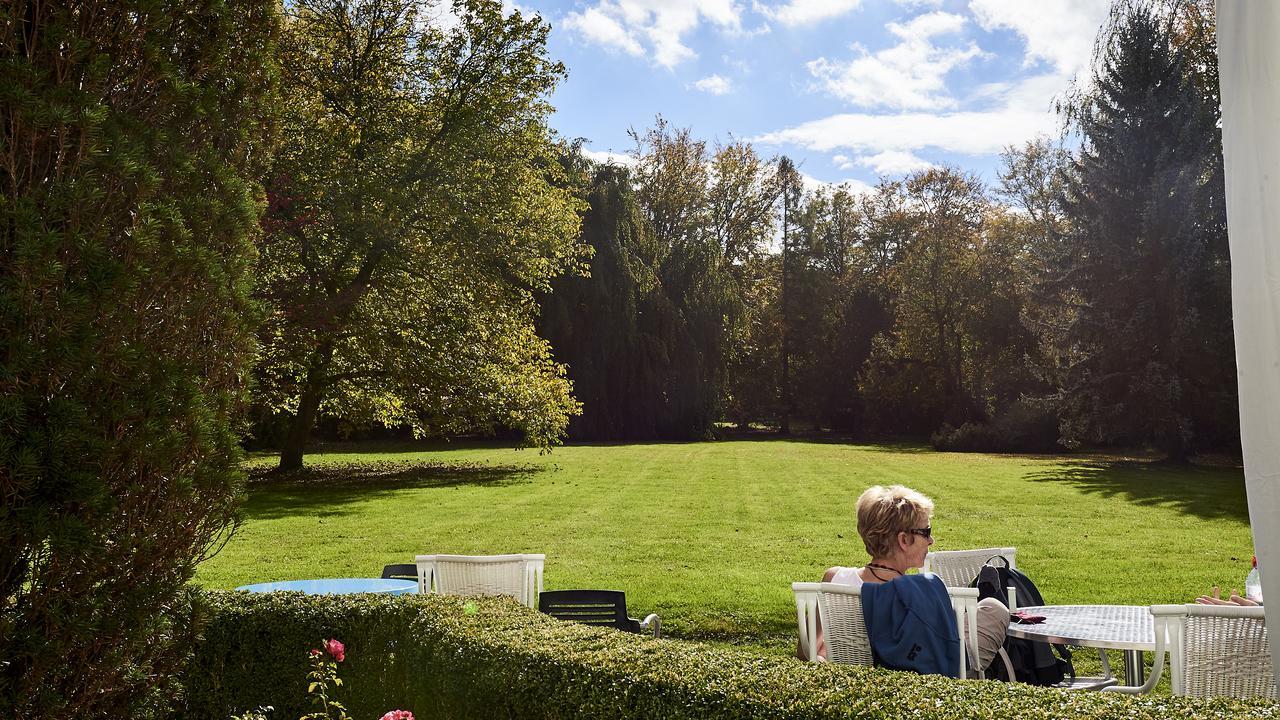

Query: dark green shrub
[[932, 400, 1064, 453], [181, 591, 1277, 720], [0, 2, 278, 716]]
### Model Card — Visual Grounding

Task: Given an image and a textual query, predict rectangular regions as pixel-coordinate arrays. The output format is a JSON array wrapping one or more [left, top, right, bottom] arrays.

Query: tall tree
[[858, 169, 990, 434], [715, 143, 783, 429], [1057, 0, 1234, 460], [775, 156, 804, 433], [257, 0, 585, 470], [997, 138, 1074, 395], [539, 163, 671, 439], [895, 168, 988, 421], [0, 1, 278, 715], [627, 119, 738, 436]]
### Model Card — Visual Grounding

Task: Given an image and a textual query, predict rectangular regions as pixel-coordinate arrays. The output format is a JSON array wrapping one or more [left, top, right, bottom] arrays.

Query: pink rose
[[309, 649, 322, 657], [323, 638, 345, 662], [378, 711, 414, 720]]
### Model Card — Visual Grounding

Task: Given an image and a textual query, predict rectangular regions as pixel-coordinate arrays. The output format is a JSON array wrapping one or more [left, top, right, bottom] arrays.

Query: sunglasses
[[905, 526, 932, 539]]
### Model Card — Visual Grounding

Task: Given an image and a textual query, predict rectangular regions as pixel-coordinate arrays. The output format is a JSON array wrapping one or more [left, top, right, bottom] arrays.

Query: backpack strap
[[984, 555, 1011, 569]]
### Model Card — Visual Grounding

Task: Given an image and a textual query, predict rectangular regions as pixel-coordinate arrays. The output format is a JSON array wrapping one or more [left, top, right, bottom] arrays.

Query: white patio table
[[1006, 605, 1155, 690]]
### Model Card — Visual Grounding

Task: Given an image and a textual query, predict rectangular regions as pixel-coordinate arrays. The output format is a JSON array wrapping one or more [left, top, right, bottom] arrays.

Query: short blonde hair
[[856, 485, 934, 558]]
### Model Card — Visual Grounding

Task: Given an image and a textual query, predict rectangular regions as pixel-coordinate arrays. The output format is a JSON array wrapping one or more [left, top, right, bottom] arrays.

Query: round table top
[[235, 578, 418, 595], [1005, 605, 1154, 651]]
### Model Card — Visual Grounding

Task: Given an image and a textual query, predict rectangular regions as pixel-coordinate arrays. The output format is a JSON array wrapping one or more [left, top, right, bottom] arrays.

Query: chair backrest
[[539, 589, 635, 632], [793, 580, 977, 678], [414, 553, 545, 608], [381, 563, 416, 580], [922, 547, 1017, 589], [1150, 604, 1277, 699], [816, 582, 875, 666]]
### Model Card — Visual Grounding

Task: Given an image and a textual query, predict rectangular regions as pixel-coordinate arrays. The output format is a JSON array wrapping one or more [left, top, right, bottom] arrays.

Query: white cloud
[[561, 0, 744, 69], [753, 67, 1065, 157], [753, 0, 862, 27], [856, 150, 933, 175], [969, 0, 1110, 75], [807, 12, 983, 110], [581, 148, 638, 167], [757, 0, 1105, 165], [801, 172, 875, 197], [561, 7, 645, 57], [693, 74, 733, 95], [722, 54, 752, 75]]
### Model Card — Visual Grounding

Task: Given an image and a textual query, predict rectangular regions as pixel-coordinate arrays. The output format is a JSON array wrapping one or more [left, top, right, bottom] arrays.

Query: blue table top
[[235, 578, 418, 595]]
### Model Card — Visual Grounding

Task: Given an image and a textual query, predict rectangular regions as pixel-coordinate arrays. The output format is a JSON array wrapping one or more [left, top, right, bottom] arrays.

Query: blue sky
[[500, 0, 1113, 192]]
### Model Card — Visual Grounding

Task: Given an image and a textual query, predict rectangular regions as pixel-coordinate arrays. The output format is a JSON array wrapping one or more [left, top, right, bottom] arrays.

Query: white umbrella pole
[[1217, 0, 1280, 687]]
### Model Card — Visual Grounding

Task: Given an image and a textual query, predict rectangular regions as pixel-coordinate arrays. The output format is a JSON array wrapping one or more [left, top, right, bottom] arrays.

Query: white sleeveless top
[[828, 566, 864, 588]]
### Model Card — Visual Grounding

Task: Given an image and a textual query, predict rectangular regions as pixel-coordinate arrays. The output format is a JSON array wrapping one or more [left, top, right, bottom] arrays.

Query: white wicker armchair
[[792, 580, 1010, 679], [922, 547, 1019, 607], [1108, 604, 1276, 699], [414, 553, 545, 608]]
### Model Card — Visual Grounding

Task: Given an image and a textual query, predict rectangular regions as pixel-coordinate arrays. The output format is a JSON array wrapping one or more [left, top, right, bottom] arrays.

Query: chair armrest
[[1102, 606, 1180, 694], [996, 647, 1016, 682], [638, 613, 661, 638]]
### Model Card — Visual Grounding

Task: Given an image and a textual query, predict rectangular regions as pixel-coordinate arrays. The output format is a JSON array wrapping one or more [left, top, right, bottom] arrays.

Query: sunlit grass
[[200, 439, 1251, 656]]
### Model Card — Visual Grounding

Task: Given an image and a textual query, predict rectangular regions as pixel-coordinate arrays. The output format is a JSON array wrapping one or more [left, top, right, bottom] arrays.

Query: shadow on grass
[[243, 461, 542, 520], [1026, 459, 1249, 524]]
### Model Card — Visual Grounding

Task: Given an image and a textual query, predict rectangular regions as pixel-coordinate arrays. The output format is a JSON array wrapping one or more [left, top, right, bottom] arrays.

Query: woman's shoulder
[[824, 566, 863, 585]]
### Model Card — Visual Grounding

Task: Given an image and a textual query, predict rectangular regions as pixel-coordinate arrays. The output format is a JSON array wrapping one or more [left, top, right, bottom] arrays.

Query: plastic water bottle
[[1246, 555, 1264, 602]]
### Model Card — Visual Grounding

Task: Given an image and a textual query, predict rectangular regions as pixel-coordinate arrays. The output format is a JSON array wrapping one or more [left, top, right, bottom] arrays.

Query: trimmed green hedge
[[178, 591, 1278, 719]]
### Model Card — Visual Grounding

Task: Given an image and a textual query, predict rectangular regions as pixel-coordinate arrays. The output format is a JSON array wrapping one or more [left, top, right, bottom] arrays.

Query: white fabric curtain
[[1217, 0, 1280, 686]]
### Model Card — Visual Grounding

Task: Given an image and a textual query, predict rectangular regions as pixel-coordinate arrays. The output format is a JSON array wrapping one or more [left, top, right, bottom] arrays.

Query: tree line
[[541, 0, 1234, 462]]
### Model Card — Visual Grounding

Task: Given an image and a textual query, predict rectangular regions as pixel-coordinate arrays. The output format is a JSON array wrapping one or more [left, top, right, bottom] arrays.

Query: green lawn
[[198, 439, 1252, 652]]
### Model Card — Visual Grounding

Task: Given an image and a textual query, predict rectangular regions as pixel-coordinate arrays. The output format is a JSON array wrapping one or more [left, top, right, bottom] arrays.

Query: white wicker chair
[[414, 553, 545, 608], [923, 547, 1019, 607], [1108, 604, 1276, 699], [792, 580, 1009, 679]]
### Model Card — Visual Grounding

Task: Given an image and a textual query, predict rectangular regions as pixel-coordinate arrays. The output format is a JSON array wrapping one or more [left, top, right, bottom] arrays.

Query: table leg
[[1123, 650, 1144, 686]]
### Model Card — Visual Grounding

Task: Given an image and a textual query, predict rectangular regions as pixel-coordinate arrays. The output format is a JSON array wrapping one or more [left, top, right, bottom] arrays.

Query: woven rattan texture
[[1184, 614, 1277, 699], [436, 559, 527, 602], [925, 548, 1016, 588], [819, 591, 874, 665]]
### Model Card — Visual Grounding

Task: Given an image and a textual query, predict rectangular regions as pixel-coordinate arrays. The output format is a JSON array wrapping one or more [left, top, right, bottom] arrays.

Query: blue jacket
[[860, 572, 960, 678]]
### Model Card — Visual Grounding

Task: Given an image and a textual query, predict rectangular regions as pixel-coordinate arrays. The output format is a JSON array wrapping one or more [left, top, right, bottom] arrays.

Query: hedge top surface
[[194, 591, 1280, 720]]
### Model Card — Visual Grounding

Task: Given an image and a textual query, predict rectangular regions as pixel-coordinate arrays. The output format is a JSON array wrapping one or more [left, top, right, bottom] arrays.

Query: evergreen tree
[[1057, 0, 1234, 460], [0, 1, 278, 715], [540, 164, 671, 439]]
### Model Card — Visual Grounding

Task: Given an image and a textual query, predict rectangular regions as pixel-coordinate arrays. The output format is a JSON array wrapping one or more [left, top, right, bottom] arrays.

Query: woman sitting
[[812, 484, 1009, 673]]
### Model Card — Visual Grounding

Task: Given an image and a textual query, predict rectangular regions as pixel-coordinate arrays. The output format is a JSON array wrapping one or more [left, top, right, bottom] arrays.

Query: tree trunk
[[278, 384, 323, 471], [780, 189, 791, 435], [1160, 428, 1191, 465], [277, 347, 333, 471]]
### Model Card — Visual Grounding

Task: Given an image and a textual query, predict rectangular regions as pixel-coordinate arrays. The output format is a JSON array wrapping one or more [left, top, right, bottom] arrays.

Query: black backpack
[[971, 556, 1075, 686]]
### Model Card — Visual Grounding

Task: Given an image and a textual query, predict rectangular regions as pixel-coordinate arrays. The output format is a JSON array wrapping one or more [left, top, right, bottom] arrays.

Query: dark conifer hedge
[[0, 1, 279, 716]]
